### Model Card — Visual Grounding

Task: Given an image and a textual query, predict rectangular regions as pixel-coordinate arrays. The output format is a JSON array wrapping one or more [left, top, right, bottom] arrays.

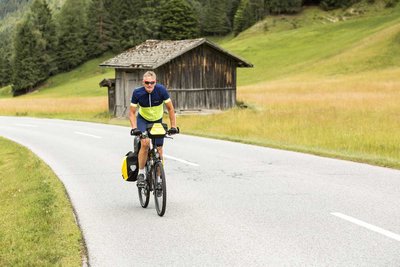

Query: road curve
[[1, 116, 400, 266]]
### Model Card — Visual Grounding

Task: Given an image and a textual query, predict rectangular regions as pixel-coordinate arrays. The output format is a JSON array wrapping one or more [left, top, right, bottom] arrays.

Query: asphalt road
[[1, 116, 400, 266]]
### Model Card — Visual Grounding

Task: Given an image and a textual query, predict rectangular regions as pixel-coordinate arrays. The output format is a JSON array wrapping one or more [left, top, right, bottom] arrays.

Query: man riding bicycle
[[129, 71, 178, 187]]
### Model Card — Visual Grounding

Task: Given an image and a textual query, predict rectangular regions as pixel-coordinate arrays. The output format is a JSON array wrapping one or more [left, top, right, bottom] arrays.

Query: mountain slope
[[222, 4, 400, 85]]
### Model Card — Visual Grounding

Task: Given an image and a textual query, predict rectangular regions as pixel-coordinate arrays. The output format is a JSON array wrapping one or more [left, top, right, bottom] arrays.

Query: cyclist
[[129, 71, 178, 187]]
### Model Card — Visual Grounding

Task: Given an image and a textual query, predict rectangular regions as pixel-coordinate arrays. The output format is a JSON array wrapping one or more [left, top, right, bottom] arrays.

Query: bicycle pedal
[[136, 181, 146, 188]]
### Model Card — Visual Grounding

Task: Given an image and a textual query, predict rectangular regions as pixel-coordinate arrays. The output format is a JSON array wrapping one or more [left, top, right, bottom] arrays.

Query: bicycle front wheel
[[138, 184, 150, 208], [153, 161, 167, 216]]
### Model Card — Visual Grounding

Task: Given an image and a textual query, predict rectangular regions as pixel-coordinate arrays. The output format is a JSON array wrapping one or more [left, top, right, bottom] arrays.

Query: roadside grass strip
[[0, 137, 84, 266]]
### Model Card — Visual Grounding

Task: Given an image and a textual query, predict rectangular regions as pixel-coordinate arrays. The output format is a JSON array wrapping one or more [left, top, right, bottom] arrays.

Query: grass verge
[[0, 137, 84, 266]]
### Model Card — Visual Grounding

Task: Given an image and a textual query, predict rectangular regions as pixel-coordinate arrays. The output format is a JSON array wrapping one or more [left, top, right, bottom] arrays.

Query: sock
[[138, 168, 145, 175]]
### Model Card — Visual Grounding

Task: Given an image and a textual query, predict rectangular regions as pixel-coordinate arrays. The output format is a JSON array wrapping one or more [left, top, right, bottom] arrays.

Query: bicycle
[[136, 123, 179, 217]]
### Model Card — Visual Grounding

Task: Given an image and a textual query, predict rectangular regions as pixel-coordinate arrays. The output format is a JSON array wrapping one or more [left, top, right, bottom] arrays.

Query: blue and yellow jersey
[[130, 84, 171, 121]]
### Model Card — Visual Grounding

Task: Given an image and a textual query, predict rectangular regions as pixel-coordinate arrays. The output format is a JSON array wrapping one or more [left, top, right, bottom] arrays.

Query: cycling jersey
[[130, 84, 171, 121]]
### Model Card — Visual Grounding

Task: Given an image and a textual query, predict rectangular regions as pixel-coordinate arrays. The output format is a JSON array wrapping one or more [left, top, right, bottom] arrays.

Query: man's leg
[[156, 146, 163, 160], [136, 114, 150, 186], [136, 138, 150, 187], [139, 138, 150, 169]]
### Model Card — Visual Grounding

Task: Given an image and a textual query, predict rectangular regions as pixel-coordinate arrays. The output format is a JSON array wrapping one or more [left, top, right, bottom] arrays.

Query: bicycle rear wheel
[[153, 161, 166, 216], [138, 184, 150, 208]]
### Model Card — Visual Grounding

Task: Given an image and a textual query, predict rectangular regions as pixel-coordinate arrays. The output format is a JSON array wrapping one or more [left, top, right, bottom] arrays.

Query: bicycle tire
[[153, 161, 167, 216], [138, 184, 150, 208]]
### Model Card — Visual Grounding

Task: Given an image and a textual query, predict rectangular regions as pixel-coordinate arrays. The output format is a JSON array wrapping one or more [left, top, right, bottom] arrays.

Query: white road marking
[[14, 123, 37, 127], [164, 154, 199, 166], [331, 212, 400, 242], [74, 131, 102, 139]]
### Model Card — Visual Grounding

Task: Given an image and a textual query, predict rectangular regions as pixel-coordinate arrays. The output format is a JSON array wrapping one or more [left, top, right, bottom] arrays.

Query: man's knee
[[157, 146, 163, 157], [141, 138, 150, 149]]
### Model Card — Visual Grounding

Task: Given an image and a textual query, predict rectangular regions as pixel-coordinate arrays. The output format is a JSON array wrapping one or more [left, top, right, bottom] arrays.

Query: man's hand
[[130, 128, 142, 136], [168, 127, 179, 135]]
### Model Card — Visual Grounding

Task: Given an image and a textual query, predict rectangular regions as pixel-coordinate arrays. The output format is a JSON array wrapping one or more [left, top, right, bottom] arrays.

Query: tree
[[159, 0, 199, 40], [0, 30, 13, 87], [105, 0, 130, 53], [117, 0, 161, 50], [319, 0, 360, 10], [0, 47, 12, 87], [11, 0, 59, 95], [29, 0, 58, 77], [227, 0, 241, 28], [267, 0, 302, 14], [57, 0, 88, 71], [202, 0, 231, 35], [86, 0, 112, 58], [233, 0, 251, 36], [12, 17, 41, 95]]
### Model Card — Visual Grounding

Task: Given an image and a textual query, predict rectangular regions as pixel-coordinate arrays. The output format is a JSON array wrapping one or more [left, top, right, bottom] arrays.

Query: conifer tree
[[128, 0, 161, 46], [249, 0, 265, 20], [227, 0, 241, 28], [86, 0, 112, 57], [268, 0, 302, 14], [202, 0, 231, 35], [0, 32, 13, 87], [319, 0, 359, 10], [119, 0, 142, 49], [29, 0, 58, 77], [105, 0, 124, 52], [57, 0, 88, 71], [0, 48, 12, 87], [12, 17, 41, 95], [11, 0, 58, 95], [159, 0, 199, 40], [233, 0, 250, 36]]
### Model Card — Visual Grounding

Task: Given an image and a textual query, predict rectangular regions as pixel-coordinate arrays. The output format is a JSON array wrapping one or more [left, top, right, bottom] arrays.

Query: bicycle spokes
[[154, 162, 166, 216]]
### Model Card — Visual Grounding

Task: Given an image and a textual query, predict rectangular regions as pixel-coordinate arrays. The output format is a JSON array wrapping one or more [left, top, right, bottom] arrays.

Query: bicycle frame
[[143, 135, 162, 191], [137, 122, 176, 216]]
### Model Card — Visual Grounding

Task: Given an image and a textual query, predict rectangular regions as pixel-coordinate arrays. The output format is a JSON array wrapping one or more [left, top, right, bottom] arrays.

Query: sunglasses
[[144, 81, 156, 85]]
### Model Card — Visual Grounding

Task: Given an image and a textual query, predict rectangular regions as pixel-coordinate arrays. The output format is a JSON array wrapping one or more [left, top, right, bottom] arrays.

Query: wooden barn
[[99, 38, 253, 117]]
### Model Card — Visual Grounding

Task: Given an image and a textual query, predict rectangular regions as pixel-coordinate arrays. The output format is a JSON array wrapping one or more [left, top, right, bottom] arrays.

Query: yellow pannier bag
[[121, 151, 138, 182]]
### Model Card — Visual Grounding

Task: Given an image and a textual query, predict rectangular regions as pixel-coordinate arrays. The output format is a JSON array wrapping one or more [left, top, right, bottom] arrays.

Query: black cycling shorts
[[137, 114, 164, 147]]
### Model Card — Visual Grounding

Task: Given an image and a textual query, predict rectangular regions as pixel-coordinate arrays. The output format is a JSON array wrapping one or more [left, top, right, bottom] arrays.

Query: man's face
[[143, 76, 156, 93]]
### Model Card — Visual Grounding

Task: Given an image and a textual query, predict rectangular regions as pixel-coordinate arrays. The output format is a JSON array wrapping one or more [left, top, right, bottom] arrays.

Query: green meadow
[[1, 4, 400, 169], [0, 137, 83, 266]]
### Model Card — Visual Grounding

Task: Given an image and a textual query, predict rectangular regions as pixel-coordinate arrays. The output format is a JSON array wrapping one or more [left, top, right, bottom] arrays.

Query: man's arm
[[129, 105, 137, 129], [165, 101, 176, 128]]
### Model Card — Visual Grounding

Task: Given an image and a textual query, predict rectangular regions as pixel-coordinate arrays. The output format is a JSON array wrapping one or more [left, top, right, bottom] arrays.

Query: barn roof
[[99, 38, 253, 69]]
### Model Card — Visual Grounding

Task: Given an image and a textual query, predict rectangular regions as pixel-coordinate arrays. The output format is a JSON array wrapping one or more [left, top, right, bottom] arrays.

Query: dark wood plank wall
[[156, 44, 237, 110], [115, 69, 126, 117]]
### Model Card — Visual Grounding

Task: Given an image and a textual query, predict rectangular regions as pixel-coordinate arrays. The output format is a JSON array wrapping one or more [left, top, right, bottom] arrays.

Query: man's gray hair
[[143, 71, 156, 80]]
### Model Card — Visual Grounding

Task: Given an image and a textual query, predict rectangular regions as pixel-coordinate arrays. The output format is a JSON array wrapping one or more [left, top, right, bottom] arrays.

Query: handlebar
[[167, 127, 180, 135], [136, 127, 180, 139]]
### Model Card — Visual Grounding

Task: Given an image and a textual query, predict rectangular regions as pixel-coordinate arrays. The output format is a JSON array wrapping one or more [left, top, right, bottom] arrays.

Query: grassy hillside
[[223, 4, 400, 84], [1, 3, 400, 168]]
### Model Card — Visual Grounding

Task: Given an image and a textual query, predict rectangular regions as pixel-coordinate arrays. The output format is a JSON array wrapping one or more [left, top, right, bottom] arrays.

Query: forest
[[0, 0, 398, 95]]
